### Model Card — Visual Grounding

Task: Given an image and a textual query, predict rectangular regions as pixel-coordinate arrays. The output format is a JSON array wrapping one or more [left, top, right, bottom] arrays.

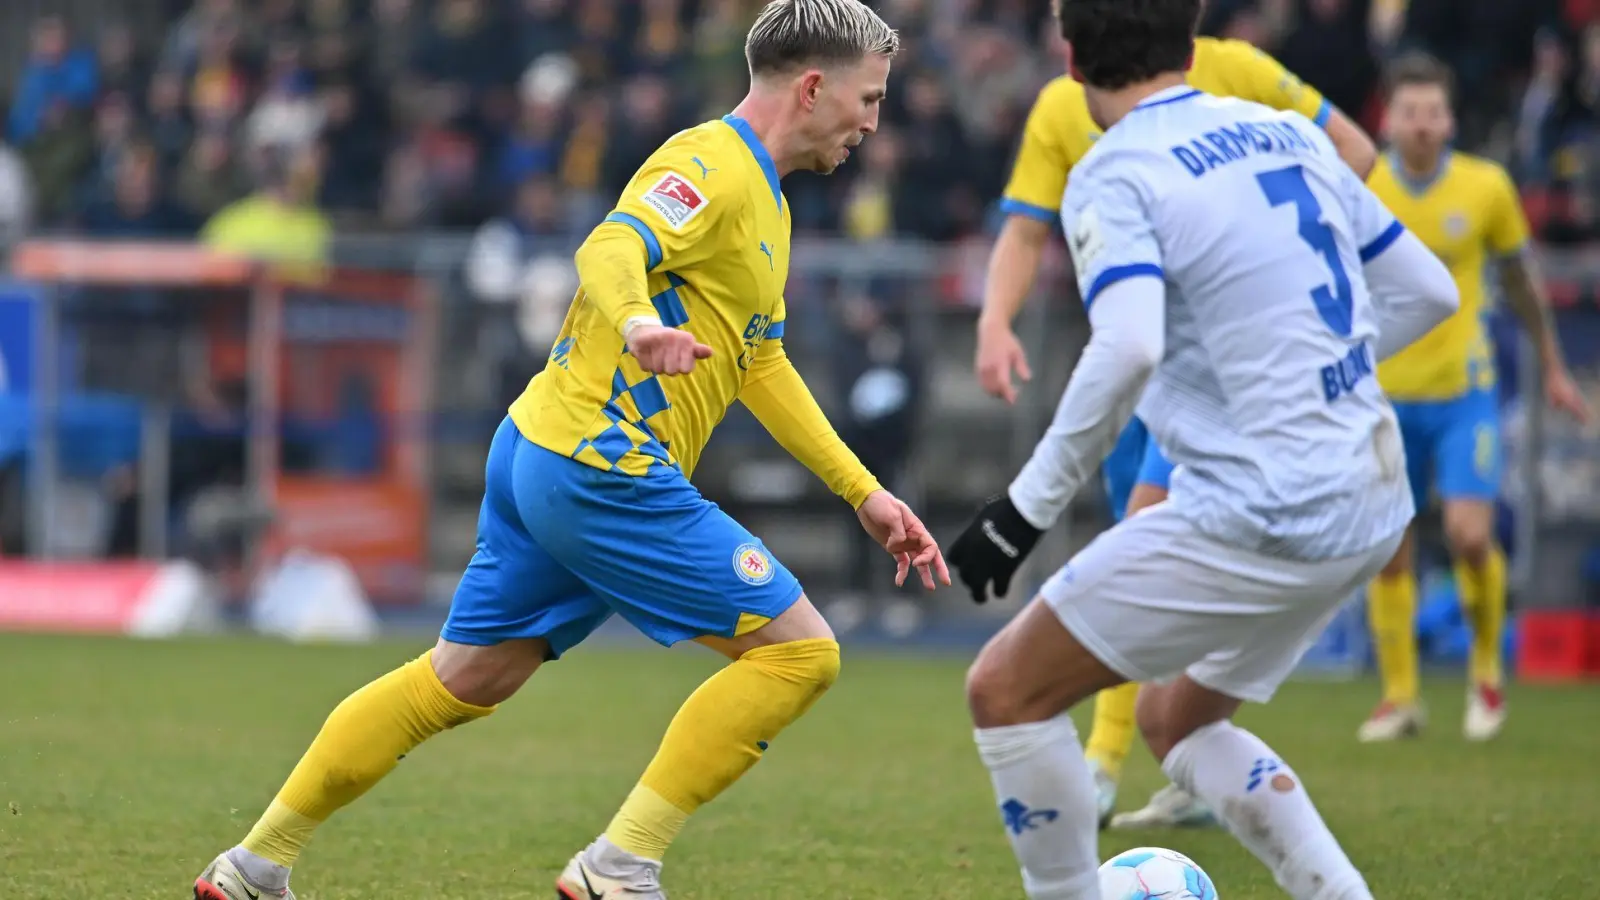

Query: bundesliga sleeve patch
[[640, 171, 709, 229]]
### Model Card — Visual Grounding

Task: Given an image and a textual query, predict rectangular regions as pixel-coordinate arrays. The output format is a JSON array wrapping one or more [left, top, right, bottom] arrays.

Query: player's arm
[[574, 150, 729, 372], [1008, 277, 1163, 529], [1485, 166, 1588, 419], [740, 325, 883, 509], [976, 84, 1071, 402], [1228, 41, 1378, 178], [950, 167, 1164, 603]]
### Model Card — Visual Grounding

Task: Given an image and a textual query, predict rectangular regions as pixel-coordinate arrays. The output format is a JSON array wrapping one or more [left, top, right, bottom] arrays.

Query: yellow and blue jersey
[[1000, 38, 1332, 222], [1370, 151, 1530, 402], [509, 115, 791, 480]]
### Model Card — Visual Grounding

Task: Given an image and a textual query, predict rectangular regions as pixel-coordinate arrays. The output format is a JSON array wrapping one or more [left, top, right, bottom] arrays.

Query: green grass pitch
[[0, 632, 1593, 898]]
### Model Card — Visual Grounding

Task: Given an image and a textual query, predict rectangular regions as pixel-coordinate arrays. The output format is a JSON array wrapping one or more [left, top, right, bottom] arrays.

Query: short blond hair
[[745, 0, 900, 76]]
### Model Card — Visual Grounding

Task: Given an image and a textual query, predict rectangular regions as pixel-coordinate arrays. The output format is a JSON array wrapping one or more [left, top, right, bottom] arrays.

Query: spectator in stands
[[8, 15, 99, 145], [78, 143, 195, 238], [201, 146, 330, 264]]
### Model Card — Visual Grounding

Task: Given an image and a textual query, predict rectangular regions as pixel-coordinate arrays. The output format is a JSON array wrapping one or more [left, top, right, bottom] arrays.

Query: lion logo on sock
[[733, 543, 775, 586]]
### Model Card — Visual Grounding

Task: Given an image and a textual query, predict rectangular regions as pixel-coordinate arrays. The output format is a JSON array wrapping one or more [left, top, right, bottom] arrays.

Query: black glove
[[947, 493, 1044, 605]]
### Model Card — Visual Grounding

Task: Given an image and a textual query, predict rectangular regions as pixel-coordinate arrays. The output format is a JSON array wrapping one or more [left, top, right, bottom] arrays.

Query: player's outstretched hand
[[1544, 363, 1593, 426], [975, 321, 1032, 404], [627, 323, 713, 376], [947, 493, 1044, 605], [856, 490, 951, 590]]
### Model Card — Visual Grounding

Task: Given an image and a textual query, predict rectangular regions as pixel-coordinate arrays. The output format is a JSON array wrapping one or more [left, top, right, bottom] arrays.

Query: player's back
[[1064, 88, 1410, 559]]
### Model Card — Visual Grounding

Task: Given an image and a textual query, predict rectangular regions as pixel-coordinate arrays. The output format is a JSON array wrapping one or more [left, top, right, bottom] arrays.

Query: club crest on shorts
[[733, 542, 775, 586], [641, 171, 707, 229]]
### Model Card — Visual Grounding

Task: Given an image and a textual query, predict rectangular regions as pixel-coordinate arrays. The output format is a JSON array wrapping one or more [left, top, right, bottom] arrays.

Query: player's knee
[[802, 638, 842, 694], [965, 646, 1033, 727], [430, 637, 547, 707], [1444, 521, 1494, 567]]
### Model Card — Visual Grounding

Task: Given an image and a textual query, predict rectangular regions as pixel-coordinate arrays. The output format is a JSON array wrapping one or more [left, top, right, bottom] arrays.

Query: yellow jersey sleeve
[[1485, 163, 1532, 256], [999, 78, 1078, 221], [741, 298, 882, 509], [586, 142, 745, 332], [1206, 39, 1331, 127]]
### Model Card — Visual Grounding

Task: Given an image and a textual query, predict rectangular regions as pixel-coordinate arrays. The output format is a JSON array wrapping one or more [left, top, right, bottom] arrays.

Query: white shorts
[[1041, 501, 1403, 703]]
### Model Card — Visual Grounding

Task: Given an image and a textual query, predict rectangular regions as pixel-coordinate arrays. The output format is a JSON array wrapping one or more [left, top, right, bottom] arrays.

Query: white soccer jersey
[[1060, 86, 1412, 560]]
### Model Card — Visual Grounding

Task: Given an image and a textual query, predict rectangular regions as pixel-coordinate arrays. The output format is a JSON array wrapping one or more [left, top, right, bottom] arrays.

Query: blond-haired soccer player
[[192, 4, 948, 899], [1358, 52, 1590, 744], [963, 7, 1379, 831]]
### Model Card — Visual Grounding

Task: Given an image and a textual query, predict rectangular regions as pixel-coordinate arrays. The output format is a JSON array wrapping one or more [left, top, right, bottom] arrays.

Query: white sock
[[974, 714, 1102, 900], [1163, 721, 1372, 900]]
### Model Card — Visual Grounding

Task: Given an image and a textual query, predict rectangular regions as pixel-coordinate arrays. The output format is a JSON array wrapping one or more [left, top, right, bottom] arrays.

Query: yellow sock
[[242, 650, 495, 867], [1083, 683, 1139, 781], [1455, 546, 1507, 688], [1367, 572, 1419, 705], [605, 637, 840, 860]]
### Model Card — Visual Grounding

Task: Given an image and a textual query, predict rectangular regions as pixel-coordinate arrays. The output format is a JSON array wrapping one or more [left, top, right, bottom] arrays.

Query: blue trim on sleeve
[[604, 212, 663, 271], [1084, 263, 1164, 309], [766, 319, 785, 339], [1359, 220, 1406, 263], [999, 198, 1058, 222], [721, 114, 783, 213], [1312, 98, 1333, 129]]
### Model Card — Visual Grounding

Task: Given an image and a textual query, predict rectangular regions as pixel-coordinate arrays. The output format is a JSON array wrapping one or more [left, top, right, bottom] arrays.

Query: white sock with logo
[[1162, 721, 1372, 900], [974, 714, 1101, 900]]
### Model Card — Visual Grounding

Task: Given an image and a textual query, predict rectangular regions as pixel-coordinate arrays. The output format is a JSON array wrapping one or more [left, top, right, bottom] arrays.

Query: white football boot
[[193, 852, 294, 900], [1108, 783, 1218, 830], [1356, 700, 1426, 742], [1463, 684, 1506, 741], [1088, 759, 1119, 830], [555, 837, 666, 900]]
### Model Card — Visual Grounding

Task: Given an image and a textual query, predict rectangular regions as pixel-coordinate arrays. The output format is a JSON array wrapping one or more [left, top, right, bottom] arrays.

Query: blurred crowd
[[0, 0, 1593, 259]]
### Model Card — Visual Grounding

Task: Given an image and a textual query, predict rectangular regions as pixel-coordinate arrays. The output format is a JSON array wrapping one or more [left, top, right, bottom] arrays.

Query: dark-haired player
[[949, 0, 1460, 896]]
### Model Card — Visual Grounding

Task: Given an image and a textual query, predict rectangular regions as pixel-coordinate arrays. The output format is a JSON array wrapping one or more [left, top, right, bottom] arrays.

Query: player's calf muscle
[[430, 636, 549, 707], [1135, 678, 1243, 762]]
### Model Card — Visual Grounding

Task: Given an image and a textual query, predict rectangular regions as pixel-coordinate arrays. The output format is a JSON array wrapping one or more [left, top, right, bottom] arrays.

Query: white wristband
[[622, 315, 663, 341]]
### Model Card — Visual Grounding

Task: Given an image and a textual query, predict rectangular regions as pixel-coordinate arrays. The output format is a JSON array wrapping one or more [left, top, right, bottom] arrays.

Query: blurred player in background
[[192, 4, 948, 899], [1358, 52, 1591, 744], [948, 0, 1461, 893], [966, 0, 1378, 830]]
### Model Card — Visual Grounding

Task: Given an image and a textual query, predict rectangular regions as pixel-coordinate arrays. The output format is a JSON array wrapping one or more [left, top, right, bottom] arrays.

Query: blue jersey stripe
[[999, 197, 1057, 222], [1359, 220, 1405, 262], [604, 212, 663, 271], [1084, 263, 1164, 308]]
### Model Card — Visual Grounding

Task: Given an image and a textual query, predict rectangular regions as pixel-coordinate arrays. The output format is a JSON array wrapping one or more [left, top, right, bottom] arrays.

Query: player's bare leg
[[1359, 526, 1427, 742], [967, 597, 1128, 900], [1441, 498, 1508, 740], [556, 596, 838, 900], [195, 638, 545, 900], [1140, 677, 1374, 900]]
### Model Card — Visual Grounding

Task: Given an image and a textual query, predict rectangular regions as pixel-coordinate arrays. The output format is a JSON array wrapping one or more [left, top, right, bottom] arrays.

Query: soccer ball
[[1099, 846, 1218, 899]]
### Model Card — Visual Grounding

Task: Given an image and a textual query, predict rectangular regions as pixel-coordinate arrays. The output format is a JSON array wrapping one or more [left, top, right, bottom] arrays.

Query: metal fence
[[3, 231, 1599, 644]]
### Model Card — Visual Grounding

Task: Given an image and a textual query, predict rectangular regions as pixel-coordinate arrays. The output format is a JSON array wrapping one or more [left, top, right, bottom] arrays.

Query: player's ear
[[798, 69, 825, 110]]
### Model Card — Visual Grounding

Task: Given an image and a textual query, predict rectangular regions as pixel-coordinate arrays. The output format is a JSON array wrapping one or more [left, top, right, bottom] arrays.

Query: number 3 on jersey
[[1257, 165, 1354, 337]]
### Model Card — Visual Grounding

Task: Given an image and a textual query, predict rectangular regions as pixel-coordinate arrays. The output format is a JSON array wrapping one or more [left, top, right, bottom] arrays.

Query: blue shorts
[[1102, 418, 1175, 522], [1392, 388, 1502, 513], [443, 417, 805, 657]]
